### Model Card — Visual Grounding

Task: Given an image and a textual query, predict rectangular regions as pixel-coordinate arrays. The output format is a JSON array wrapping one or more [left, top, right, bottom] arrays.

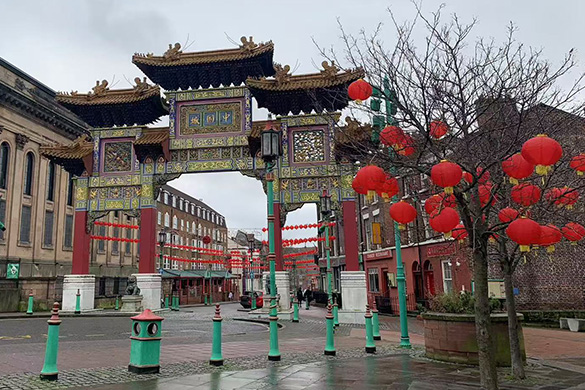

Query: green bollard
[[26, 292, 34, 315], [175, 295, 180, 311], [128, 309, 164, 374], [74, 289, 81, 315], [305, 298, 310, 310], [115, 296, 119, 311], [164, 295, 169, 309], [268, 300, 281, 361], [333, 295, 339, 328], [365, 305, 376, 354], [204, 294, 208, 306], [372, 302, 381, 341], [40, 302, 62, 381], [324, 304, 336, 356], [292, 297, 299, 323], [209, 304, 224, 366]]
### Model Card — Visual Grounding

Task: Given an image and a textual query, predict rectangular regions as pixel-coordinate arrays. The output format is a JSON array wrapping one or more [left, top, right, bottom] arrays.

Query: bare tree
[[316, 5, 585, 389]]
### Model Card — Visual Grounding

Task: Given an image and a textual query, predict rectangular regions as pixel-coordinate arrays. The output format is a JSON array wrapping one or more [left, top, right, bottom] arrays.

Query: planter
[[421, 312, 525, 367]]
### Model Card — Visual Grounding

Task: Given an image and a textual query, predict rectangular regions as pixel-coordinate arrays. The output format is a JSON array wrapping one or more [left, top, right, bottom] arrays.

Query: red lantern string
[[281, 236, 336, 247], [283, 249, 318, 259], [161, 254, 224, 264], [90, 235, 140, 243], [163, 243, 225, 256], [93, 221, 139, 229]]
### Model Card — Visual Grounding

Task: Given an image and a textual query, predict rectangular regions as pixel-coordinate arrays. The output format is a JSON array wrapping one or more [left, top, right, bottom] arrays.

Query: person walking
[[228, 291, 233, 301], [303, 287, 312, 309], [297, 287, 303, 305]]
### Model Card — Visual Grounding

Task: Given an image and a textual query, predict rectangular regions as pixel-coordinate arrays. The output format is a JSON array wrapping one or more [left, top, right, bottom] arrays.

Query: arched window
[[47, 161, 56, 201], [157, 211, 162, 225], [0, 142, 10, 189], [23, 152, 34, 196], [164, 213, 170, 227], [172, 215, 178, 229]]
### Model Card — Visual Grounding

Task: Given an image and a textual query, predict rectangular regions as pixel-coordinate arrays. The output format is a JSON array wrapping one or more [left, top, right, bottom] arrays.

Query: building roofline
[[0, 56, 56, 97], [161, 184, 226, 222]]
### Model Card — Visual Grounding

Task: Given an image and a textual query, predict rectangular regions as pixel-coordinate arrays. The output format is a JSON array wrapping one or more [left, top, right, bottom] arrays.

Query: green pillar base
[[209, 359, 224, 366], [128, 365, 160, 374], [374, 336, 381, 341], [268, 355, 281, 361], [39, 372, 58, 381], [324, 349, 336, 356], [366, 346, 376, 354], [400, 338, 412, 349]]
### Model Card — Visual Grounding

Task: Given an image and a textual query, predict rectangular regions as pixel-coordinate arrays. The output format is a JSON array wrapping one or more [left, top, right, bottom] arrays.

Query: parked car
[[240, 291, 264, 309]]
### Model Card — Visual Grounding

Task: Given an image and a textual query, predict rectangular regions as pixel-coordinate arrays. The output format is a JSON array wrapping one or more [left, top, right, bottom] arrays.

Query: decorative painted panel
[[180, 102, 242, 135], [102, 141, 133, 173], [292, 129, 325, 163]]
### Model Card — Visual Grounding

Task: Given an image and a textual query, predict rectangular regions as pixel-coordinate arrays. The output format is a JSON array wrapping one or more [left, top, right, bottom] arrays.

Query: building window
[[113, 278, 120, 295], [112, 227, 119, 254], [191, 204, 195, 215], [0, 143, 9, 189], [47, 161, 56, 201], [364, 218, 371, 251], [64, 214, 73, 249], [186, 221, 190, 232], [368, 268, 380, 292], [43, 210, 54, 247], [157, 211, 162, 225], [67, 173, 74, 206], [442, 260, 453, 293], [164, 192, 169, 204], [197, 207, 201, 217], [0, 199, 5, 240], [172, 196, 176, 208], [163, 255, 170, 269], [172, 259, 178, 270], [24, 152, 34, 196], [181, 219, 184, 231], [19, 205, 32, 244], [164, 213, 170, 227], [125, 228, 132, 255], [98, 225, 106, 252], [98, 278, 106, 296], [172, 215, 178, 229]]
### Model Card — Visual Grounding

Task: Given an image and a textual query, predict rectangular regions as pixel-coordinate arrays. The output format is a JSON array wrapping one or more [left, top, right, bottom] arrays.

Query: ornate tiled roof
[[135, 127, 169, 145], [246, 62, 363, 116], [132, 37, 276, 90], [56, 79, 168, 127], [40, 135, 94, 176]]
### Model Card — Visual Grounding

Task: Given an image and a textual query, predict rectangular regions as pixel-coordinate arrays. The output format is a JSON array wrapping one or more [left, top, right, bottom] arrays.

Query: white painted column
[[62, 275, 95, 312], [338, 271, 367, 324], [134, 273, 162, 311], [274, 271, 291, 310]]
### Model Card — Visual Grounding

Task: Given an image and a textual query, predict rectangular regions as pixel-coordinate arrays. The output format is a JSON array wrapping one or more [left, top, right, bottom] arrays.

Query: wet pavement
[[70, 354, 585, 390]]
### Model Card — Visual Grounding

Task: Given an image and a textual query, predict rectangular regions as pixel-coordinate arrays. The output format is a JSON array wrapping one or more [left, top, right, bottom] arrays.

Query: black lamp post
[[319, 190, 333, 304], [158, 230, 166, 268], [261, 115, 282, 361]]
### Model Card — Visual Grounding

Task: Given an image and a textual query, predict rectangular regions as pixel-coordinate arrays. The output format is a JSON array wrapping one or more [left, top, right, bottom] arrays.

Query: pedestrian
[[228, 291, 233, 301], [297, 287, 303, 304], [303, 287, 311, 309]]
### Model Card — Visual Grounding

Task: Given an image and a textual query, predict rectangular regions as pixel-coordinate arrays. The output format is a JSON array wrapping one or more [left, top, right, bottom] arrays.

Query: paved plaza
[[0, 305, 584, 389]]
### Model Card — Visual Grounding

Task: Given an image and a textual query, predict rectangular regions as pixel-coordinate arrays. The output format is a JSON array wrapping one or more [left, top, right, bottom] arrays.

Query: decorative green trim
[[167, 87, 246, 102]]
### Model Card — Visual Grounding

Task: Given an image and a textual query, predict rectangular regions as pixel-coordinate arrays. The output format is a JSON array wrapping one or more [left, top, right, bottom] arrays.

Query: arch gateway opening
[[41, 37, 367, 321]]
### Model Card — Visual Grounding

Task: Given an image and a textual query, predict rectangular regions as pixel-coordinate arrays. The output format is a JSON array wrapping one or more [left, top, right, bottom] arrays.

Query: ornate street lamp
[[261, 117, 282, 361], [319, 189, 333, 305], [158, 230, 166, 269], [247, 234, 256, 310]]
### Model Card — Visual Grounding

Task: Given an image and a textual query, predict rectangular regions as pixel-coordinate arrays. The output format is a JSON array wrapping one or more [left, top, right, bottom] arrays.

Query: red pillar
[[342, 200, 360, 271], [72, 210, 91, 275], [139, 208, 157, 273], [274, 202, 284, 271]]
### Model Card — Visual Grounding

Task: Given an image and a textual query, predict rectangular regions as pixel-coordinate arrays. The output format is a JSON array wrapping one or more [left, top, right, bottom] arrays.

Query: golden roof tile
[[56, 78, 161, 106], [135, 128, 169, 145], [132, 37, 274, 67], [40, 135, 94, 159]]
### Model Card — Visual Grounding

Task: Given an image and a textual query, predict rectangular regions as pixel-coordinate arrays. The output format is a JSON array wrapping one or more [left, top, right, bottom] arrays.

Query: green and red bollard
[[365, 305, 376, 354], [74, 289, 81, 315], [372, 302, 381, 341], [164, 295, 169, 309], [40, 303, 62, 381], [115, 296, 120, 311], [333, 294, 339, 328], [324, 304, 336, 356], [26, 292, 34, 315], [128, 309, 164, 374], [210, 304, 224, 366], [292, 296, 299, 323]]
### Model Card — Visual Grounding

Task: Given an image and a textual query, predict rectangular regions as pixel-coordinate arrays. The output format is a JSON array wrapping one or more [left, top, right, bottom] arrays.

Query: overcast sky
[[2, 0, 584, 243]]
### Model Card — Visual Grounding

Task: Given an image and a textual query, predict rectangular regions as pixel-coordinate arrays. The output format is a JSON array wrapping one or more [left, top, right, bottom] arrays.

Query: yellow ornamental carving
[[89, 189, 97, 199], [141, 185, 152, 198], [76, 187, 88, 200]]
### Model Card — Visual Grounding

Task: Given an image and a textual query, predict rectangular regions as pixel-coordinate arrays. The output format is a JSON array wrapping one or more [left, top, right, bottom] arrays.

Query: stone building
[[0, 57, 88, 311]]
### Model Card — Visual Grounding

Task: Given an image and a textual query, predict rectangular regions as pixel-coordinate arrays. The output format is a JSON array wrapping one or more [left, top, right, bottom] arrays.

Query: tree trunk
[[473, 247, 499, 390], [503, 261, 526, 379]]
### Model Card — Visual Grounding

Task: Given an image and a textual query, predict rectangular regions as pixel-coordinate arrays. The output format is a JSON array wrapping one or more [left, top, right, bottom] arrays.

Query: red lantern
[[389, 201, 417, 230], [570, 154, 585, 176], [561, 222, 585, 244], [424, 193, 456, 214], [558, 187, 579, 209], [452, 224, 468, 243], [478, 183, 496, 207], [376, 175, 399, 201], [502, 153, 534, 184], [506, 217, 541, 252], [352, 174, 368, 196], [429, 207, 460, 238], [476, 167, 490, 184], [429, 120, 449, 139], [538, 224, 562, 253], [521, 134, 563, 175], [545, 187, 562, 204], [511, 183, 541, 206], [462, 171, 473, 184], [347, 79, 373, 103], [431, 160, 463, 194], [356, 165, 386, 200], [398, 135, 416, 156], [498, 208, 519, 223], [203, 235, 211, 245], [380, 126, 405, 147]]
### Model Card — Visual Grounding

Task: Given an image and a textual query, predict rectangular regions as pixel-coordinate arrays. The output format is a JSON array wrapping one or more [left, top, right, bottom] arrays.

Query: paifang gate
[[41, 37, 368, 316]]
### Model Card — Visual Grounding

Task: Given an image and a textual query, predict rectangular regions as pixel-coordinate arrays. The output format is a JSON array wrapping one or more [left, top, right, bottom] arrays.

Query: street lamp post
[[247, 234, 256, 310], [371, 77, 411, 348], [319, 189, 333, 305], [158, 230, 166, 270], [261, 118, 282, 361]]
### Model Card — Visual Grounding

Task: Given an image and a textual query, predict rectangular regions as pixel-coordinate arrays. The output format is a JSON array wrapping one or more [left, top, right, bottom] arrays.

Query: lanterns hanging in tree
[[478, 183, 496, 207], [389, 201, 417, 230], [355, 165, 386, 200], [561, 222, 585, 244], [538, 224, 562, 253], [429, 207, 460, 238], [570, 154, 585, 176], [545, 187, 562, 204], [376, 175, 399, 201], [462, 171, 473, 184], [352, 175, 368, 196], [521, 134, 563, 175], [502, 153, 535, 185], [498, 208, 519, 223], [431, 160, 463, 194], [558, 187, 579, 209], [398, 135, 416, 156], [424, 193, 457, 214], [347, 79, 373, 104], [506, 217, 541, 252], [451, 224, 468, 243], [380, 126, 405, 148], [511, 183, 541, 206], [476, 167, 491, 184], [429, 120, 449, 139]]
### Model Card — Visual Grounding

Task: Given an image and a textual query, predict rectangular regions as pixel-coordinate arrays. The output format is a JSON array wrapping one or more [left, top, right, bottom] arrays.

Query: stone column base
[[339, 271, 367, 325], [274, 271, 290, 310], [62, 275, 95, 312], [134, 274, 162, 311], [121, 295, 143, 312]]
